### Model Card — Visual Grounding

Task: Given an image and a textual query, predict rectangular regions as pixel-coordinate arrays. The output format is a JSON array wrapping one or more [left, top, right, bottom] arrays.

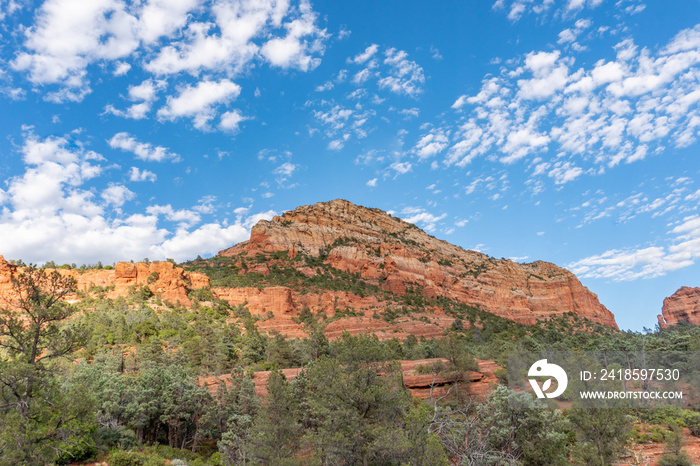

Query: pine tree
[[0, 267, 91, 463]]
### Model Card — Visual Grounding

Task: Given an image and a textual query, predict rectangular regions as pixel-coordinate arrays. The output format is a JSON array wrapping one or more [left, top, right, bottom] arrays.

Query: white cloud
[[414, 131, 449, 159], [352, 68, 373, 85], [261, 0, 326, 71], [399, 206, 447, 232], [444, 24, 700, 181], [113, 61, 131, 76], [306, 45, 424, 149], [399, 107, 420, 119], [151, 208, 276, 260], [350, 44, 379, 64], [145, 0, 325, 76], [366, 178, 377, 187], [327, 139, 344, 150], [273, 162, 297, 178], [136, 0, 200, 44], [109, 132, 179, 162], [147, 204, 201, 228], [105, 78, 167, 119], [129, 167, 157, 182], [11, 0, 139, 96], [389, 161, 412, 175], [0, 131, 275, 264], [378, 48, 425, 97], [11, 0, 327, 103], [493, 0, 638, 22], [101, 184, 135, 207], [157, 79, 241, 129], [219, 110, 246, 132], [518, 51, 569, 99], [570, 215, 700, 281], [548, 161, 583, 184]]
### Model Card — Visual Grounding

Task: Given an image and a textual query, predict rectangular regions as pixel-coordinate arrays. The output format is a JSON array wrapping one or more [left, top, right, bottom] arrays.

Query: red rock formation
[[0, 256, 18, 301], [213, 286, 455, 340], [201, 358, 500, 400], [0, 256, 209, 308], [219, 199, 618, 329], [658, 286, 700, 327]]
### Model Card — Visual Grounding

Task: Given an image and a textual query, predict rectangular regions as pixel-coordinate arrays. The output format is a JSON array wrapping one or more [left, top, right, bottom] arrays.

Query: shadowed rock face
[[658, 286, 700, 328], [219, 199, 618, 329]]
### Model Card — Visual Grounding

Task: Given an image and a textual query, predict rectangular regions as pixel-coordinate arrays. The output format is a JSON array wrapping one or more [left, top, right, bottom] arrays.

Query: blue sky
[[1, 0, 699, 330]]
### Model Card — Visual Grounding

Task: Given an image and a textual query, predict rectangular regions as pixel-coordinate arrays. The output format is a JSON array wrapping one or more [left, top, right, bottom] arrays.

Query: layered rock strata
[[219, 199, 618, 329], [658, 286, 700, 327]]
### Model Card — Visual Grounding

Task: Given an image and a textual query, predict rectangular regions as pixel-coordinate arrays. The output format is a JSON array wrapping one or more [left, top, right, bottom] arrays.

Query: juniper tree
[[0, 266, 91, 463]]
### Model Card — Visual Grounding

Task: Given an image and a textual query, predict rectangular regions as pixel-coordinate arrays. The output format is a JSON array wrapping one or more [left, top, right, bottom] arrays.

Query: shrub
[[109, 450, 167, 466]]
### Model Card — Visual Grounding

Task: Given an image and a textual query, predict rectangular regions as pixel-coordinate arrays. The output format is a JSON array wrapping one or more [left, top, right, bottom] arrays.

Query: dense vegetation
[[0, 265, 699, 465]]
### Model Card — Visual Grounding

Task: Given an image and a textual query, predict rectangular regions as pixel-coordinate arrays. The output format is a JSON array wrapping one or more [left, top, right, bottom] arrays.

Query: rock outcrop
[[658, 286, 700, 327], [219, 199, 618, 329], [0, 256, 209, 307], [201, 358, 500, 400]]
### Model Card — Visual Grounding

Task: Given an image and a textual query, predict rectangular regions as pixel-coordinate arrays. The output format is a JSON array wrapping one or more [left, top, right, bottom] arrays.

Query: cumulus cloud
[[129, 167, 157, 182], [398, 206, 447, 233], [0, 130, 275, 264], [260, 0, 326, 71], [273, 162, 297, 177], [350, 44, 379, 64], [157, 79, 241, 129], [414, 130, 449, 159], [378, 48, 425, 97], [445, 24, 700, 184], [145, 0, 325, 76], [327, 139, 344, 150], [219, 109, 247, 132], [388, 161, 412, 175], [569, 215, 700, 281], [11, 0, 327, 104], [109, 132, 180, 162], [101, 184, 135, 207], [105, 78, 167, 119], [11, 0, 140, 96]]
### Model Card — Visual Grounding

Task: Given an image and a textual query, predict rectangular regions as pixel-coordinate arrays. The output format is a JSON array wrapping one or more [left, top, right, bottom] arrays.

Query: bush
[[94, 426, 137, 451], [109, 449, 166, 466], [686, 412, 700, 437], [657, 424, 693, 466]]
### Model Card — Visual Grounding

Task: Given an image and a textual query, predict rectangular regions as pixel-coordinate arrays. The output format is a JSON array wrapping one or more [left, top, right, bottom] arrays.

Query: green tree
[[0, 267, 91, 463], [657, 424, 693, 466], [249, 370, 301, 464], [478, 386, 571, 465], [206, 369, 260, 465], [567, 406, 632, 465], [303, 355, 412, 465]]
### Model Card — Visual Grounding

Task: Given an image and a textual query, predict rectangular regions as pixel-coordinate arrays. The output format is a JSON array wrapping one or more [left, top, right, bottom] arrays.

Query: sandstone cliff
[[218, 199, 618, 329], [0, 255, 209, 307], [658, 286, 700, 327]]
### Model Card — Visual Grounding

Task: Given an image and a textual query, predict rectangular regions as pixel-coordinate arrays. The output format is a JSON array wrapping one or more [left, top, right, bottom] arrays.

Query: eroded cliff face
[[219, 199, 618, 329], [658, 286, 700, 327], [0, 255, 209, 307]]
